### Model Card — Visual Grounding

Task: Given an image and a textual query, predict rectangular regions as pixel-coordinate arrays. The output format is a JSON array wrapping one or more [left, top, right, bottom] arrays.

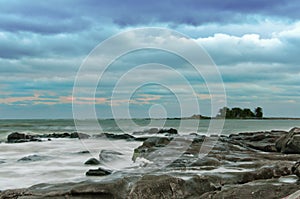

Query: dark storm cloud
[[1, 0, 300, 35], [84, 0, 300, 26]]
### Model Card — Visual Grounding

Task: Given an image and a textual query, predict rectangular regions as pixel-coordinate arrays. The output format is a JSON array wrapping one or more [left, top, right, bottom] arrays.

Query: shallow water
[[1, 119, 299, 140]]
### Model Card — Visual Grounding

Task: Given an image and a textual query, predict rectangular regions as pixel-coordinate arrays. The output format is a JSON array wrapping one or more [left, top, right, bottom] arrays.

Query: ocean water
[[0, 119, 299, 190]]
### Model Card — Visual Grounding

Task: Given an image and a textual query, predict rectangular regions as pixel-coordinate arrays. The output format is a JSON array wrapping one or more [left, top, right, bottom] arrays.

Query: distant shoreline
[[0, 117, 300, 120]]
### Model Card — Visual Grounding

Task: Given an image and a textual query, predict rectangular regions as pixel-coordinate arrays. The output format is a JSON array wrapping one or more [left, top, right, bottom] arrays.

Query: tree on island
[[217, 106, 263, 119], [255, 107, 263, 118]]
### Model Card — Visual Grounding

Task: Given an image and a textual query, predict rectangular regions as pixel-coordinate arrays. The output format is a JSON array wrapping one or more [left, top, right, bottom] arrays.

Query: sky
[[0, 0, 300, 119]]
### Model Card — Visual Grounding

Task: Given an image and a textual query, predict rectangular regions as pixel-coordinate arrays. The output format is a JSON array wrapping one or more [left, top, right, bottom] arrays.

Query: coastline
[[1, 127, 300, 198]]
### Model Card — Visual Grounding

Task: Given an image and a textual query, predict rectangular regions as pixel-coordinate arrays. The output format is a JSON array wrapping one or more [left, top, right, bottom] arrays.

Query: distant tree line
[[217, 107, 263, 119]]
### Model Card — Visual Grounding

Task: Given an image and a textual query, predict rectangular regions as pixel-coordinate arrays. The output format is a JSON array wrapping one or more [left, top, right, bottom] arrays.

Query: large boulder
[[275, 127, 300, 153]]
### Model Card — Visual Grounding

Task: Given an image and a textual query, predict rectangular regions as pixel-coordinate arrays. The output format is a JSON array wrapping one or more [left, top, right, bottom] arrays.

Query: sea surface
[[0, 119, 299, 190]]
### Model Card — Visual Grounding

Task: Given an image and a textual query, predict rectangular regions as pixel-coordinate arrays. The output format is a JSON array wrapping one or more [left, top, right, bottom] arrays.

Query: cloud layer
[[0, 0, 299, 118]]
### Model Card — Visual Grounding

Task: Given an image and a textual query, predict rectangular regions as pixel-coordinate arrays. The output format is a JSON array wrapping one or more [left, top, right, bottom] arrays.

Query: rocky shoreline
[[1, 127, 300, 198]]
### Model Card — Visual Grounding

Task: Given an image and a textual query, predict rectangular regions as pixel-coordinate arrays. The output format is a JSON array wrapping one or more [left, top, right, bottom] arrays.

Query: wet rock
[[132, 137, 172, 161], [99, 149, 123, 162], [235, 162, 292, 184], [84, 158, 100, 165], [291, 161, 300, 178], [228, 130, 285, 152], [95, 133, 135, 140], [71, 177, 130, 199], [7, 132, 41, 143], [157, 128, 178, 135], [7, 132, 26, 141], [56, 132, 70, 138], [70, 132, 90, 139], [184, 175, 219, 198], [129, 175, 185, 199], [201, 181, 300, 199], [0, 189, 27, 199], [190, 157, 221, 167], [133, 128, 159, 135], [18, 155, 49, 162], [86, 167, 112, 176], [275, 127, 300, 154], [77, 150, 90, 154], [128, 175, 217, 199]]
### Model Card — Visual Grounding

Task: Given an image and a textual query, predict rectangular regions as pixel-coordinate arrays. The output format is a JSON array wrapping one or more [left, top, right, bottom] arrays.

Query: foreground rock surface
[[2, 127, 300, 199]]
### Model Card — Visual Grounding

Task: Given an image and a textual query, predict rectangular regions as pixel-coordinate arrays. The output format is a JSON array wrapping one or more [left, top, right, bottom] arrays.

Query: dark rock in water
[[77, 150, 90, 154], [99, 149, 123, 162], [291, 161, 300, 178], [70, 132, 90, 139], [95, 133, 135, 140], [0, 160, 5, 164], [84, 158, 100, 165], [133, 128, 159, 135], [157, 128, 178, 135], [141, 137, 172, 148], [275, 127, 300, 154], [86, 167, 112, 176], [7, 132, 41, 143], [18, 155, 49, 162], [48, 132, 71, 138], [7, 132, 26, 141]]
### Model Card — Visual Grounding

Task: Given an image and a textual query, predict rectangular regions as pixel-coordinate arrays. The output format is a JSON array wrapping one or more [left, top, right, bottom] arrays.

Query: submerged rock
[[99, 149, 124, 162], [86, 167, 112, 176], [18, 155, 49, 162]]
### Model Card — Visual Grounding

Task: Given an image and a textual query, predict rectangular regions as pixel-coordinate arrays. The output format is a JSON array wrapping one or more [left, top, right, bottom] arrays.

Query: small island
[[216, 106, 263, 119]]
